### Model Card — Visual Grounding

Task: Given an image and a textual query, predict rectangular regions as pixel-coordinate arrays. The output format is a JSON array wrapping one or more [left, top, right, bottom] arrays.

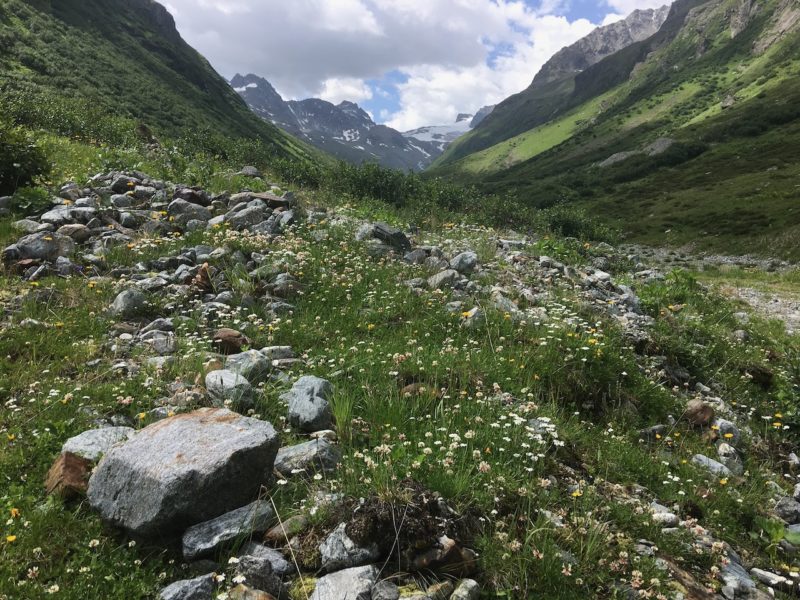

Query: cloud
[[164, 0, 672, 129]]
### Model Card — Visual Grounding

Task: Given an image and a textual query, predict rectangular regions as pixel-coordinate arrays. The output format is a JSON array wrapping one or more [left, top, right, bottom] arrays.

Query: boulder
[[691, 454, 732, 478], [87, 408, 279, 539], [450, 251, 478, 275], [182, 500, 274, 560], [168, 200, 212, 226], [274, 438, 341, 477], [451, 579, 480, 600], [3, 232, 75, 263], [225, 350, 272, 383], [281, 376, 333, 433], [233, 554, 286, 598], [62, 426, 135, 462], [309, 565, 379, 600], [238, 542, 292, 577], [373, 223, 411, 252], [159, 574, 215, 600], [45, 452, 92, 499], [775, 497, 800, 524], [109, 289, 147, 319], [685, 399, 714, 427], [427, 269, 459, 290], [205, 370, 254, 409], [319, 523, 380, 572]]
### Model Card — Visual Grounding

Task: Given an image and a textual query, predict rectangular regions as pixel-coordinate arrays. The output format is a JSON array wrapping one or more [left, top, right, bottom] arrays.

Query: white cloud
[[164, 0, 672, 130], [319, 77, 374, 104]]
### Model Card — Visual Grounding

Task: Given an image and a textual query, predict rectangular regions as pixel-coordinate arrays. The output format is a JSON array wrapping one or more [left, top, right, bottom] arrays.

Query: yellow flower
[[460, 311, 471, 319], [367, 324, 376, 331], [571, 489, 583, 498], [10, 508, 20, 519], [54, 322, 64, 328], [719, 478, 728, 486], [6, 433, 15, 441], [723, 433, 733, 439], [6, 535, 16, 543], [774, 422, 782, 428], [137, 412, 146, 420], [775, 413, 783, 419]]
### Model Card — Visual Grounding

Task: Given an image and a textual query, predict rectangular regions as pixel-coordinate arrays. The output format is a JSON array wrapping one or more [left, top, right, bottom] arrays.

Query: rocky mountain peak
[[532, 5, 670, 88]]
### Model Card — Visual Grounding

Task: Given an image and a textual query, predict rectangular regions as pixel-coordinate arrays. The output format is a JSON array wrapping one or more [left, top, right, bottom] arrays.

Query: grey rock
[[12, 219, 41, 234], [775, 497, 800, 524], [373, 223, 411, 252], [451, 579, 480, 600], [225, 351, 272, 383], [234, 554, 286, 597], [227, 206, 265, 231], [141, 330, 177, 355], [261, 346, 294, 361], [371, 581, 400, 600], [111, 194, 134, 208], [57, 224, 92, 243], [450, 251, 478, 274], [111, 176, 140, 193], [109, 289, 147, 319], [717, 442, 744, 476], [159, 574, 215, 600], [238, 166, 262, 178], [87, 408, 279, 539], [40, 206, 96, 226], [692, 454, 732, 477], [720, 560, 756, 599], [712, 418, 741, 447], [62, 426, 136, 462], [168, 200, 212, 226], [281, 376, 333, 433], [461, 307, 485, 329], [427, 269, 459, 290], [238, 542, 292, 577], [319, 523, 380, 572], [205, 370, 254, 409], [182, 500, 274, 560], [404, 249, 428, 264], [4, 232, 76, 263], [310, 565, 378, 600], [274, 438, 341, 477], [793, 482, 800, 502]]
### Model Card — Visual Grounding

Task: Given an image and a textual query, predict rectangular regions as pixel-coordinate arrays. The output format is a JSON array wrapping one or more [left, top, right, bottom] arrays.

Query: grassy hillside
[[428, 0, 800, 259], [0, 0, 313, 161]]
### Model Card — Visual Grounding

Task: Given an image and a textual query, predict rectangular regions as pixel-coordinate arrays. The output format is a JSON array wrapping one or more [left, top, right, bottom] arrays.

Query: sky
[[163, 0, 671, 131]]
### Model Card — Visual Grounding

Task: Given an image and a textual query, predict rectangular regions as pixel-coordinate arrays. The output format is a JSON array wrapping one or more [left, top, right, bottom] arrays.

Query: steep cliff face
[[533, 6, 670, 87]]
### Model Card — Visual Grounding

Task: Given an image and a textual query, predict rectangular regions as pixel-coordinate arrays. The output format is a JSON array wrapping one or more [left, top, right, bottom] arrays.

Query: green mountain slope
[[0, 0, 314, 161], [429, 0, 800, 258]]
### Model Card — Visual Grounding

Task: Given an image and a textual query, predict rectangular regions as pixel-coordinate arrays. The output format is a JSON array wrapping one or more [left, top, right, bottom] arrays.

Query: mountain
[[434, 6, 670, 166], [233, 73, 490, 171], [428, 0, 800, 257], [0, 0, 313, 161], [402, 106, 495, 155]]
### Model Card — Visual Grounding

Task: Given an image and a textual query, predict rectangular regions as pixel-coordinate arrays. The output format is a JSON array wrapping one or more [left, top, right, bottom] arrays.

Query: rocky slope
[[2, 163, 800, 598], [233, 73, 490, 171]]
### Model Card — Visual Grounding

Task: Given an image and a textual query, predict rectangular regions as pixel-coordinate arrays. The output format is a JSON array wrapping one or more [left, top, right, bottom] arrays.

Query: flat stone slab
[[87, 408, 279, 540], [310, 565, 379, 600]]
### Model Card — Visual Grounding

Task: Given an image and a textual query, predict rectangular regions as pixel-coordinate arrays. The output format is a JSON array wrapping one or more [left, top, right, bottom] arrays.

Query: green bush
[[535, 204, 619, 242], [0, 122, 50, 195]]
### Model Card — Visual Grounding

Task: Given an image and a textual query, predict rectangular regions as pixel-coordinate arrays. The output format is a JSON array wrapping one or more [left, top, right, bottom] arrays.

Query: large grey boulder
[[62, 426, 135, 462], [183, 500, 274, 560], [450, 251, 478, 275], [319, 523, 380, 572], [225, 351, 272, 383], [274, 438, 341, 477], [159, 574, 215, 600], [205, 370, 254, 409], [226, 206, 265, 231], [281, 376, 333, 433], [3, 232, 75, 263], [109, 289, 147, 319], [310, 565, 379, 600], [87, 408, 279, 539]]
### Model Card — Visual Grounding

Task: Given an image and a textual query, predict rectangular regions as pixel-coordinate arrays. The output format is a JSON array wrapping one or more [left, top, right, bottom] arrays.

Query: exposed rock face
[[532, 6, 670, 88], [87, 408, 279, 539]]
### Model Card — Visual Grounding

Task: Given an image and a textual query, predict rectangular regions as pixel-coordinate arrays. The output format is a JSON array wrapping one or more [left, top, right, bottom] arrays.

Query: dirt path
[[718, 285, 800, 335]]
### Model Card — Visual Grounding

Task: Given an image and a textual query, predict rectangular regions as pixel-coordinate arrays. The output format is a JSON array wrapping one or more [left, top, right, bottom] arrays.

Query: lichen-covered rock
[[62, 426, 135, 462], [87, 408, 279, 539]]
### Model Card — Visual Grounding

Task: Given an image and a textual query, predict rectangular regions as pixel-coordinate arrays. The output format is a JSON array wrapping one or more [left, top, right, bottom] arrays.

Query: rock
[[319, 523, 380, 572], [45, 452, 92, 499], [412, 535, 478, 575], [87, 408, 279, 539], [261, 346, 294, 361], [719, 560, 755, 599], [109, 289, 147, 319], [212, 328, 250, 355], [238, 166, 262, 178], [168, 200, 212, 226], [228, 585, 275, 600], [652, 512, 679, 526], [427, 269, 459, 290], [461, 307, 485, 329], [450, 251, 478, 274], [61, 426, 135, 462], [717, 443, 744, 476], [793, 483, 800, 502], [233, 554, 285, 597], [3, 232, 76, 263], [40, 205, 96, 226], [712, 418, 741, 446], [373, 223, 411, 252], [274, 438, 341, 477], [205, 370, 254, 409], [141, 330, 177, 355], [691, 454, 732, 478], [309, 565, 378, 600], [451, 579, 480, 600], [227, 206, 266, 231], [159, 574, 215, 600], [281, 376, 333, 433], [57, 224, 92, 243], [775, 497, 800, 524], [182, 500, 274, 560], [750, 568, 789, 588], [226, 351, 272, 383], [238, 542, 292, 577], [685, 399, 714, 427], [404, 249, 427, 265], [264, 514, 309, 545], [427, 582, 454, 599], [371, 581, 399, 600]]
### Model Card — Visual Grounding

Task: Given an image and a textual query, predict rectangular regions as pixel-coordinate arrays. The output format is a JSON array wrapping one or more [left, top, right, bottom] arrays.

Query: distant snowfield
[[403, 119, 472, 143]]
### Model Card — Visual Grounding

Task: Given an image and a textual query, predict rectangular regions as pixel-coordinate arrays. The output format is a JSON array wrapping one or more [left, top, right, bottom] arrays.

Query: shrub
[[0, 122, 50, 195]]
